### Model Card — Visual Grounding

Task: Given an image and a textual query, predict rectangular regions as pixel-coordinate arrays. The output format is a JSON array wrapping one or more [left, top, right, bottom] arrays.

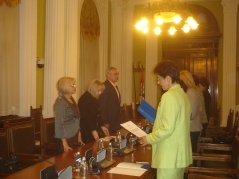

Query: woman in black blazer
[[78, 79, 109, 143]]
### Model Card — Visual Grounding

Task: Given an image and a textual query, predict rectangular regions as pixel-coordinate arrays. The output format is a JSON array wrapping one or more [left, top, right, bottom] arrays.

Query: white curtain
[[0, 3, 19, 116], [79, 35, 99, 95]]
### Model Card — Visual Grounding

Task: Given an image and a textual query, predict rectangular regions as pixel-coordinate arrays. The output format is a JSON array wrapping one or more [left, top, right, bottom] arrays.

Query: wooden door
[[162, 40, 219, 122]]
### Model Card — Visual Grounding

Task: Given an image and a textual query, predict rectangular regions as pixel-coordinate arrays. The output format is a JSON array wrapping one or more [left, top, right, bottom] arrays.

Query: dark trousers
[[190, 131, 201, 153], [201, 123, 208, 137]]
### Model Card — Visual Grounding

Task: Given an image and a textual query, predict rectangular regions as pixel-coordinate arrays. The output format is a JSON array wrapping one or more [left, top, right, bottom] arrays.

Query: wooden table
[[4, 140, 155, 179]]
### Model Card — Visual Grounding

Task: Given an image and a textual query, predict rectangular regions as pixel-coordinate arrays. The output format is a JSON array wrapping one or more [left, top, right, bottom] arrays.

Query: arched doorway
[[162, 4, 221, 123]]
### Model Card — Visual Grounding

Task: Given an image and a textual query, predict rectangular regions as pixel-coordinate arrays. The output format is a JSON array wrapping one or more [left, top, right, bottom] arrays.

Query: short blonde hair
[[180, 70, 196, 89], [87, 79, 105, 98], [57, 77, 76, 94]]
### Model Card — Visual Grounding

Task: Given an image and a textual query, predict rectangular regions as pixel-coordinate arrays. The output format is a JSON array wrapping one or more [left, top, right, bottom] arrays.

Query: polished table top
[[4, 139, 155, 179]]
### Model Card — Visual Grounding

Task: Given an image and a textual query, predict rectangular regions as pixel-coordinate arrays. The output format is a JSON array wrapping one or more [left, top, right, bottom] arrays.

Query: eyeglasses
[[157, 76, 163, 81], [97, 89, 103, 92], [71, 84, 76, 87]]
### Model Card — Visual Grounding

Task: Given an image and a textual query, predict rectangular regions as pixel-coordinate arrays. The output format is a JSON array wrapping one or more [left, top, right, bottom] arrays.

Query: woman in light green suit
[[140, 61, 192, 179]]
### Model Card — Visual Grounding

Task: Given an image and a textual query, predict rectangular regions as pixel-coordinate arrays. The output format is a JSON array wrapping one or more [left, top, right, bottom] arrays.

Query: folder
[[137, 100, 156, 123]]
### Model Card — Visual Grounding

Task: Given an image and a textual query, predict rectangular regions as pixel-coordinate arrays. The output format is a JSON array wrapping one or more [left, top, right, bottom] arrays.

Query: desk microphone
[[58, 165, 72, 179], [39, 156, 58, 179], [39, 156, 73, 179]]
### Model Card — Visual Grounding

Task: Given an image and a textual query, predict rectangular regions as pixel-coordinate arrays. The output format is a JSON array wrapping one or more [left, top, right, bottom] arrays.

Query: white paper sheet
[[100, 136, 116, 142], [120, 121, 147, 138], [107, 167, 145, 176], [107, 162, 147, 176]]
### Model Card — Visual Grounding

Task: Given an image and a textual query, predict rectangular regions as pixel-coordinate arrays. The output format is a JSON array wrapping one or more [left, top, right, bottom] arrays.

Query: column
[[110, 0, 124, 104], [44, 0, 66, 117], [65, 0, 79, 99], [121, 1, 134, 105], [19, 0, 37, 116], [221, 0, 238, 126]]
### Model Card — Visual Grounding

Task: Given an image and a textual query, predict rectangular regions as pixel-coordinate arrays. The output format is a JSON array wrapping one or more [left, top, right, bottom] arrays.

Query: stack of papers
[[120, 121, 147, 138], [100, 136, 115, 142], [107, 162, 149, 176]]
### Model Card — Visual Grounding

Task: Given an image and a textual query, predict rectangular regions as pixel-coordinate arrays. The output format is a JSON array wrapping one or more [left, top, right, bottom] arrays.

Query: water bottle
[[116, 131, 122, 145], [129, 134, 135, 150], [98, 139, 104, 151], [137, 122, 143, 130], [80, 157, 88, 179], [73, 152, 81, 173], [74, 157, 81, 174], [107, 142, 114, 161]]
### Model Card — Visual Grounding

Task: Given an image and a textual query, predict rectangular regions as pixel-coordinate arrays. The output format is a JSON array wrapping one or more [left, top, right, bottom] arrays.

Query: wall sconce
[[36, 58, 44, 68], [133, 62, 144, 72]]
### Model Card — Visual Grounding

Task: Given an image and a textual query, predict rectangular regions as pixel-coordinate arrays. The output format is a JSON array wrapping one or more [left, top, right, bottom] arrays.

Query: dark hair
[[153, 60, 179, 83], [199, 77, 210, 89], [192, 74, 199, 86]]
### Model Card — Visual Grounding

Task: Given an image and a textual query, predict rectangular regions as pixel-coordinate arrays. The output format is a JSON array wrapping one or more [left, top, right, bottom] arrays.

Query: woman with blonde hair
[[54, 77, 84, 154], [180, 70, 202, 153], [78, 79, 109, 143]]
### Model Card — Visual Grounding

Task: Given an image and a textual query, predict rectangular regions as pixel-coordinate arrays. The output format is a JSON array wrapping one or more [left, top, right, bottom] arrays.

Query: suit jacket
[[99, 80, 121, 132], [187, 88, 202, 132], [78, 91, 105, 143], [54, 93, 80, 139], [146, 84, 192, 168]]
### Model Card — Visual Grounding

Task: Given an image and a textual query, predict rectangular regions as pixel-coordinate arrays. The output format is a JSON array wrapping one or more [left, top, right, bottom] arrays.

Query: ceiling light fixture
[[135, 0, 199, 35]]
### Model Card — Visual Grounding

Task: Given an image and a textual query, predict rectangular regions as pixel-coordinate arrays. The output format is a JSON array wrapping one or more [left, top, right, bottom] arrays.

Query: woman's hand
[[92, 130, 99, 141], [78, 130, 85, 145], [101, 126, 109, 136], [62, 138, 72, 152], [139, 136, 148, 146]]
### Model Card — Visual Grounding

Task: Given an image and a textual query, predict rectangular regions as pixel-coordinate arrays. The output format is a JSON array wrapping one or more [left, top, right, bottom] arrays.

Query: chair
[[120, 104, 127, 123], [30, 105, 43, 144], [205, 109, 234, 138], [40, 117, 56, 156], [0, 126, 9, 160], [193, 153, 232, 166], [188, 173, 234, 179], [0, 125, 12, 178], [197, 111, 239, 155], [187, 166, 239, 179], [120, 103, 143, 123], [5, 118, 44, 167]]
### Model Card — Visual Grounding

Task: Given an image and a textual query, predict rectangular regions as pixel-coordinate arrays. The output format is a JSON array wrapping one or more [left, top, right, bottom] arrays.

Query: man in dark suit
[[99, 67, 121, 133]]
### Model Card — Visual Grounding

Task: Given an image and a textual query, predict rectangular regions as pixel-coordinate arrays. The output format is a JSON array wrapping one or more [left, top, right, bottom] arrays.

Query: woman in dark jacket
[[78, 79, 109, 143]]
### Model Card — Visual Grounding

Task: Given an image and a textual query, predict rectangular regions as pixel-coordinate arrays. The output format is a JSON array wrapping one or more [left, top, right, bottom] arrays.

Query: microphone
[[58, 165, 73, 179], [39, 156, 73, 179], [39, 156, 58, 179]]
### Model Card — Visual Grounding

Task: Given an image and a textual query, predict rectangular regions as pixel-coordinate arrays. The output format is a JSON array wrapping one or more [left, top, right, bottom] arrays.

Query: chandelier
[[135, 0, 199, 35]]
